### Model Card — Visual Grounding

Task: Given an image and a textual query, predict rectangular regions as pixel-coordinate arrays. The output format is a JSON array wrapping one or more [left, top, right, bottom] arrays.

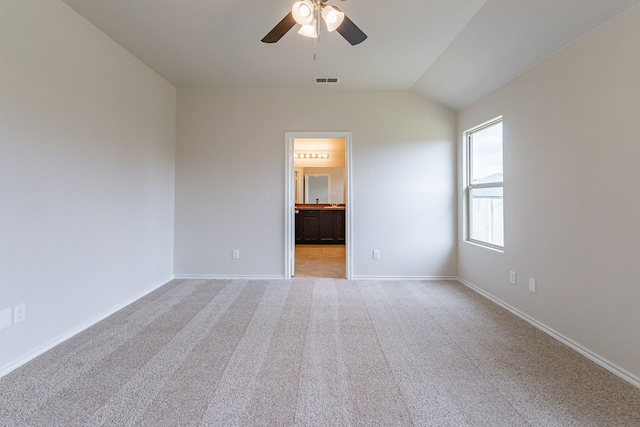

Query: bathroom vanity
[[295, 205, 345, 244]]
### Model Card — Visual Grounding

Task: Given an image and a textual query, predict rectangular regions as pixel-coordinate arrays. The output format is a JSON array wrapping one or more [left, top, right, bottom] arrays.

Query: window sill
[[465, 239, 504, 253]]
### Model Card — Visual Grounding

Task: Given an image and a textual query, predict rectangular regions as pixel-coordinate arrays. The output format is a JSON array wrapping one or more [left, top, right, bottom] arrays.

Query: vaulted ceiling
[[62, 0, 640, 110]]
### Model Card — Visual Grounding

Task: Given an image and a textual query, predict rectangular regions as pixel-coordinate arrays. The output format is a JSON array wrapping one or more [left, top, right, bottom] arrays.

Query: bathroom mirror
[[305, 174, 329, 204]]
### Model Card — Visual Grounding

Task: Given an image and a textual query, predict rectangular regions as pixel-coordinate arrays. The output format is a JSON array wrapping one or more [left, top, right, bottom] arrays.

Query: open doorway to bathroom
[[285, 132, 352, 279]]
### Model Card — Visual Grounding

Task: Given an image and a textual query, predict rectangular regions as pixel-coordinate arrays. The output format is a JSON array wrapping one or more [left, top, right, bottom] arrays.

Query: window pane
[[471, 122, 503, 184], [470, 186, 503, 247]]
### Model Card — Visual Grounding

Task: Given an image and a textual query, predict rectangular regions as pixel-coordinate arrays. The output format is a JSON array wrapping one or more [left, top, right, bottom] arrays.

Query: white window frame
[[466, 117, 504, 250]]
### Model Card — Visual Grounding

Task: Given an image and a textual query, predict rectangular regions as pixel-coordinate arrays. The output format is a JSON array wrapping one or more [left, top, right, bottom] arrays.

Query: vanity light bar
[[294, 153, 329, 159]]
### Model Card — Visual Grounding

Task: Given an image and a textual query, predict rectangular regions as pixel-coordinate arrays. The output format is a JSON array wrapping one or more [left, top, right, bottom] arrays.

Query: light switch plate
[[14, 303, 25, 323]]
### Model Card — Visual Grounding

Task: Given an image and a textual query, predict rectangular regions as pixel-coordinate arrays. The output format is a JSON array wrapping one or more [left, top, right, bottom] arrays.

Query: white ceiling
[[62, 0, 640, 110]]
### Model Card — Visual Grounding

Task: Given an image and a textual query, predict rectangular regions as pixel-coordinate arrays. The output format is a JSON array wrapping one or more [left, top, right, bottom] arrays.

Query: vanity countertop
[[296, 204, 345, 210]]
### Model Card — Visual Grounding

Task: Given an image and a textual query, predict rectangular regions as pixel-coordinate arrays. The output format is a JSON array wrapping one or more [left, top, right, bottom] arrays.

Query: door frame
[[284, 131, 353, 279]]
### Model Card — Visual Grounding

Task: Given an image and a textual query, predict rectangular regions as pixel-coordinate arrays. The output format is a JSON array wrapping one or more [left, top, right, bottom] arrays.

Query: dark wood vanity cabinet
[[295, 208, 345, 244]]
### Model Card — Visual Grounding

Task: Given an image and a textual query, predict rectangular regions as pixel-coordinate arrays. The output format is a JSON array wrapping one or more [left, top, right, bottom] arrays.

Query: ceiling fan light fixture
[[261, 1, 366, 47], [321, 6, 344, 32], [298, 19, 318, 38], [292, 1, 315, 25]]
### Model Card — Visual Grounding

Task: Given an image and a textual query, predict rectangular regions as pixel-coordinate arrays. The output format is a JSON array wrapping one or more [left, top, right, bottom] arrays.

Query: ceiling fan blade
[[336, 14, 367, 45], [262, 12, 296, 43]]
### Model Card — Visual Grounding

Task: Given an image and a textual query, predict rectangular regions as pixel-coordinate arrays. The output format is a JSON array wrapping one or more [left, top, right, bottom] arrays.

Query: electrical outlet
[[509, 271, 516, 284], [373, 250, 380, 260], [529, 278, 536, 293], [14, 303, 25, 323], [0, 308, 11, 330], [232, 249, 240, 259]]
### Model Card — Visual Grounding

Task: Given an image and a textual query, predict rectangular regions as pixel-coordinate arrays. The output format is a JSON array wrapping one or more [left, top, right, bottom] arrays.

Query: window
[[467, 118, 503, 248]]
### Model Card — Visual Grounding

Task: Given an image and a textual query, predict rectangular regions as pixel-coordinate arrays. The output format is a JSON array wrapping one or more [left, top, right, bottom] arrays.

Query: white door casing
[[284, 132, 352, 279]]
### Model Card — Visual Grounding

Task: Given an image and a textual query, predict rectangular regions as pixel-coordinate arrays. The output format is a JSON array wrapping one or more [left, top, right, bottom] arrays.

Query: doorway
[[285, 132, 352, 279]]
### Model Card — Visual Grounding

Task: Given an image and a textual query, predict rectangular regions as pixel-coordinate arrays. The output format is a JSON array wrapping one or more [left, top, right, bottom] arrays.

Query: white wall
[[0, 1, 176, 373], [175, 89, 456, 278], [458, 4, 640, 383]]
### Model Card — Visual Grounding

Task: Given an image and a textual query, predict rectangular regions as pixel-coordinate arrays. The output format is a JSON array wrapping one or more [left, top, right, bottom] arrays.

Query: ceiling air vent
[[314, 77, 340, 84]]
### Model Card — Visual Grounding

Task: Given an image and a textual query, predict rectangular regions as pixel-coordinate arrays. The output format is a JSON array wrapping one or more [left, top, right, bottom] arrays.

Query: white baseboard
[[0, 276, 173, 378], [351, 276, 459, 281], [173, 274, 285, 280], [457, 277, 640, 390], [175, 274, 460, 282]]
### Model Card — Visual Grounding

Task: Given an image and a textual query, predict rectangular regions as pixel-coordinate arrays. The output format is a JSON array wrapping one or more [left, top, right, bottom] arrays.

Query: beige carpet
[[1, 279, 639, 426]]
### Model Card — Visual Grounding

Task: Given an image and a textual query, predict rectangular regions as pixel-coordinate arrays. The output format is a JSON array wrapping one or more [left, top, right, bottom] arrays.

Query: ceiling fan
[[261, 0, 367, 46]]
